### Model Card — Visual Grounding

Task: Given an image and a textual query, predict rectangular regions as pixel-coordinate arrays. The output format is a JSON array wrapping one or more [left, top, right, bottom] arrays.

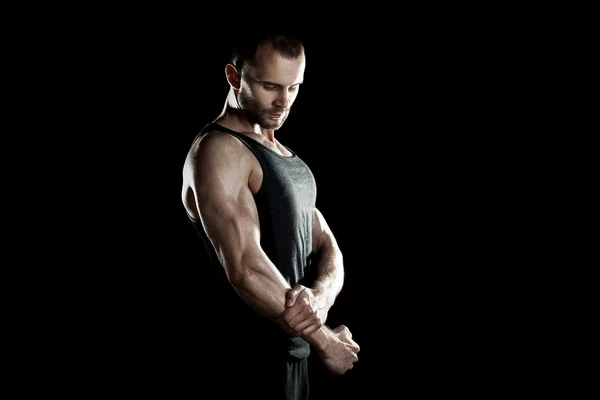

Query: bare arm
[[185, 132, 290, 320], [310, 207, 345, 307], [183, 133, 356, 368], [280, 208, 345, 335]]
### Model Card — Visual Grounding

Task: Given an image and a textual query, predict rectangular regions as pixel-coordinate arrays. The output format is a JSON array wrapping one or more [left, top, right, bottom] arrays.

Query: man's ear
[[225, 64, 240, 90]]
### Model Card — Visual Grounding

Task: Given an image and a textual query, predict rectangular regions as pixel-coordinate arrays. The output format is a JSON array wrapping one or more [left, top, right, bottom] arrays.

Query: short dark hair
[[229, 31, 305, 74]]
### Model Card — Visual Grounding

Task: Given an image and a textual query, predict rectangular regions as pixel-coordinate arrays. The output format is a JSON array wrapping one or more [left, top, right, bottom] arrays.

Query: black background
[[106, 30, 499, 397], [29, 14, 541, 398]]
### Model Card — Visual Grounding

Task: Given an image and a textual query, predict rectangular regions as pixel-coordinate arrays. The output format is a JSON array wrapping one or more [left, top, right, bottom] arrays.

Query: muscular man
[[181, 31, 359, 399]]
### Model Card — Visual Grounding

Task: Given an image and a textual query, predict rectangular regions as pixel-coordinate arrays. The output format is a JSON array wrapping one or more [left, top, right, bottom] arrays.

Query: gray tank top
[[187, 122, 317, 359]]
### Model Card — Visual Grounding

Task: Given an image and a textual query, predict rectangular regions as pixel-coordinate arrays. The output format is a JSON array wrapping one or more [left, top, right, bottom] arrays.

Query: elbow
[[222, 250, 261, 288], [226, 259, 253, 288], [227, 266, 249, 288]]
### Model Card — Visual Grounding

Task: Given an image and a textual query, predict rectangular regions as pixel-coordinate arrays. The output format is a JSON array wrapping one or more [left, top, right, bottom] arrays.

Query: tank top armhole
[[204, 123, 268, 198]]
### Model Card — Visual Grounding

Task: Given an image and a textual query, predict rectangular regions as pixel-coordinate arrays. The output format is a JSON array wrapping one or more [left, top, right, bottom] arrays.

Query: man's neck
[[216, 94, 276, 142]]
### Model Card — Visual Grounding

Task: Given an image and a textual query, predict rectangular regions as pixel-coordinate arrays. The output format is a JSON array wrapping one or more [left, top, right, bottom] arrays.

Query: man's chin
[[260, 119, 284, 130]]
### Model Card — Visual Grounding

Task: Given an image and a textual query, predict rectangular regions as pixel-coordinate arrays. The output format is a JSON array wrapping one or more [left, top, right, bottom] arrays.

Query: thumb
[[286, 285, 305, 307]]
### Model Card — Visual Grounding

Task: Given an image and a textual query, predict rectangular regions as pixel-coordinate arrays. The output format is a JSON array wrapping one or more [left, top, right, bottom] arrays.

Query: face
[[238, 43, 305, 130]]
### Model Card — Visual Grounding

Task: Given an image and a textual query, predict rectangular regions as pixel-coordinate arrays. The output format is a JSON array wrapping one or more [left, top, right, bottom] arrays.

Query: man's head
[[225, 32, 306, 130]]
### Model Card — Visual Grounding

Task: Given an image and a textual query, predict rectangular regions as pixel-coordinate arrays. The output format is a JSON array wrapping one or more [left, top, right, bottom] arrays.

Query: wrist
[[306, 326, 332, 352]]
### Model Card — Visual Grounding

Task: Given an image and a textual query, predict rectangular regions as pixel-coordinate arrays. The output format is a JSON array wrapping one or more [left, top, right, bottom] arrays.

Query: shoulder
[[185, 129, 252, 166], [193, 129, 245, 155], [184, 129, 257, 181]]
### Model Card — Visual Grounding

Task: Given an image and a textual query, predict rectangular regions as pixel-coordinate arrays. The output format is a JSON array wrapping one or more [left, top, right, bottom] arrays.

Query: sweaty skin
[[181, 41, 359, 374]]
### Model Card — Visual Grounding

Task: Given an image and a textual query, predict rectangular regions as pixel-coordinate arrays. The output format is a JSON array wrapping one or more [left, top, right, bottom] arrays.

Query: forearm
[[303, 324, 333, 352], [312, 243, 344, 308], [226, 270, 341, 358], [229, 260, 291, 321], [233, 269, 336, 352]]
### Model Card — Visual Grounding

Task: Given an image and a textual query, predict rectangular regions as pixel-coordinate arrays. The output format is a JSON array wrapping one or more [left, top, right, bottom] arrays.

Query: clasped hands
[[277, 284, 360, 375]]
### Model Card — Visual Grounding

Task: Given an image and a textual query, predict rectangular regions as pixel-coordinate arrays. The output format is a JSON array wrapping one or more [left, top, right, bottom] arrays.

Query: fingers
[[276, 315, 297, 336], [301, 324, 321, 336], [282, 287, 311, 324], [281, 285, 316, 335], [295, 318, 320, 336], [345, 337, 360, 354], [286, 306, 320, 335], [281, 293, 308, 324], [332, 325, 360, 353], [286, 285, 305, 307], [281, 317, 319, 336]]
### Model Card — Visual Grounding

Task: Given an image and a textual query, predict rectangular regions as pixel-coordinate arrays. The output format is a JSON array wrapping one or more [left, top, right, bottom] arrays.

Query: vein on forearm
[[229, 256, 291, 321]]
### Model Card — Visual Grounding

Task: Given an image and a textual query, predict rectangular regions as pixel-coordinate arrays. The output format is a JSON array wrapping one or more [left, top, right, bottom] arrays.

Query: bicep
[[191, 136, 262, 282], [198, 184, 262, 282]]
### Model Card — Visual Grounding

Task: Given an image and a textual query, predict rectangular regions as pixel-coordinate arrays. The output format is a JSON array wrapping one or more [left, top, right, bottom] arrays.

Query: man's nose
[[274, 90, 290, 108]]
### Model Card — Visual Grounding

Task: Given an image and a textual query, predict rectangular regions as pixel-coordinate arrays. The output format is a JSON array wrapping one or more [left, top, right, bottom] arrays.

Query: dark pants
[[213, 355, 309, 400]]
